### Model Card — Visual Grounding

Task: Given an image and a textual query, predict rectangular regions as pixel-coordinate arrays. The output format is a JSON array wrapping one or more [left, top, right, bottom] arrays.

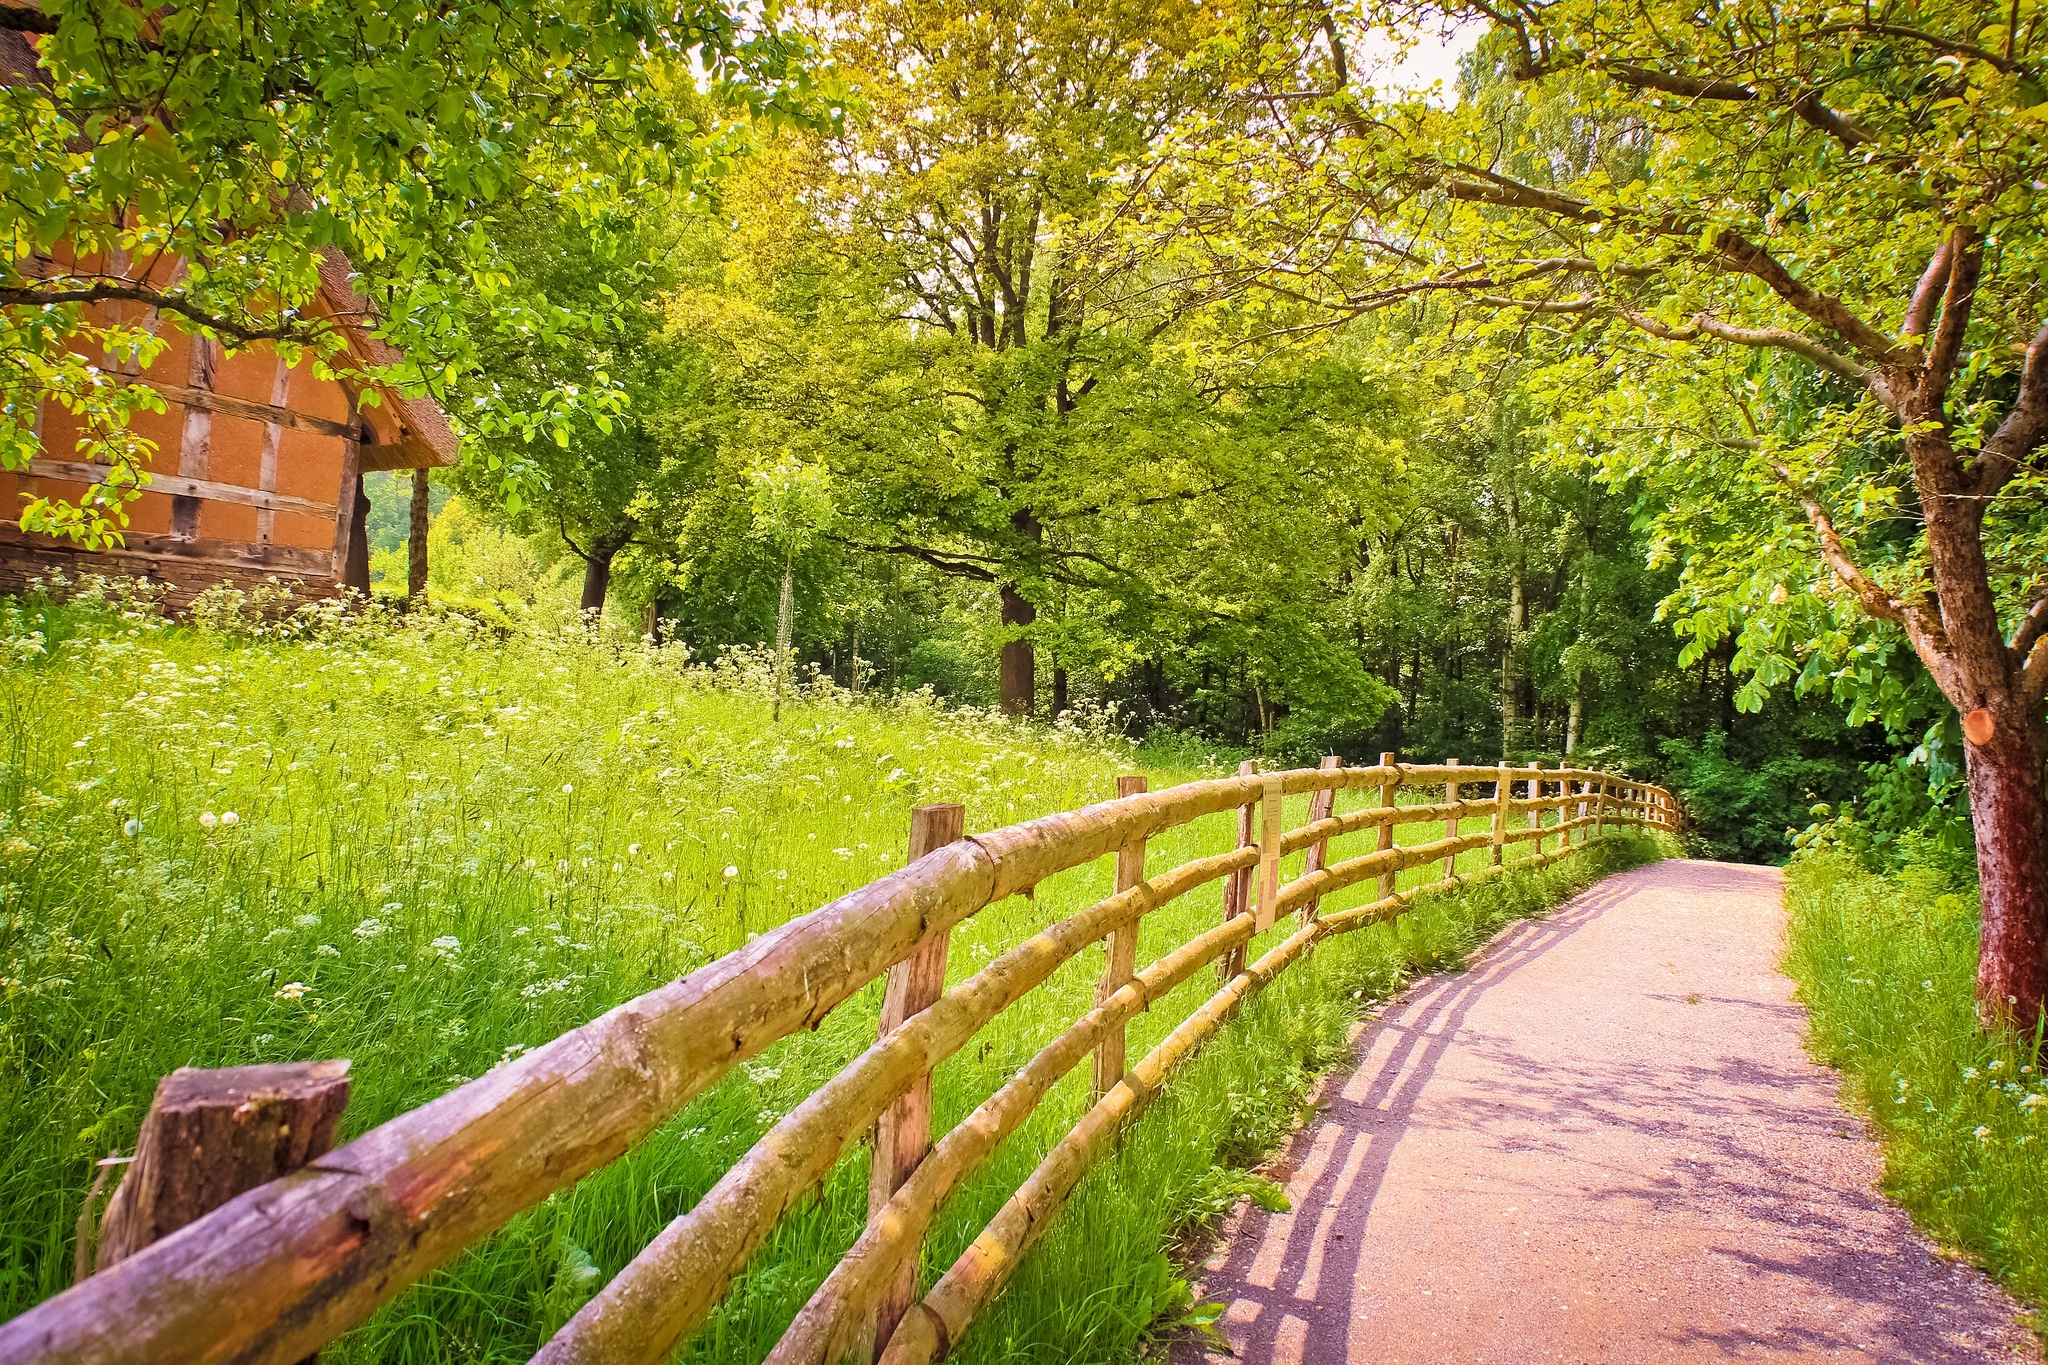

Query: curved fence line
[[0, 759, 1675, 1365]]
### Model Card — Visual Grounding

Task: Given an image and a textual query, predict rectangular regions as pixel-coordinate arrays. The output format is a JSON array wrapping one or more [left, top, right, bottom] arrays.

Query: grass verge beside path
[[957, 833, 1668, 1365], [0, 589, 1663, 1363], [1785, 850, 2048, 1321]]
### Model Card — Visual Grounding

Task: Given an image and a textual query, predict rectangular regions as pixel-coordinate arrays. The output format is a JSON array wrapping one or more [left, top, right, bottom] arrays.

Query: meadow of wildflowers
[[0, 582, 1659, 1363], [1785, 849, 2048, 1314]]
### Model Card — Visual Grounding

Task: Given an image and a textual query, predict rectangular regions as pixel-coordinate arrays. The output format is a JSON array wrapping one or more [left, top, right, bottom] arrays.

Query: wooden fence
[[0, 757, 1675, 1365]]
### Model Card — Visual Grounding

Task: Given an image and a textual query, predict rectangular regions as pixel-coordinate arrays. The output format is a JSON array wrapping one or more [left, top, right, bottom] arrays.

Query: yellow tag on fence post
[[1255, 774, 1284, 933]]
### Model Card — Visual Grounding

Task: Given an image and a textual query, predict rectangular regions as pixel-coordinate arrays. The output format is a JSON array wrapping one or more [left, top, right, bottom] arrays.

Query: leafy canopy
[[0, 0, 835, 543]]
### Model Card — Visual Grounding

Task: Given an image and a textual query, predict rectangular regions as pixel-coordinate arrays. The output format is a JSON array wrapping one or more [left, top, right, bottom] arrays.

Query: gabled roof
[[315, 252, 461, 470]]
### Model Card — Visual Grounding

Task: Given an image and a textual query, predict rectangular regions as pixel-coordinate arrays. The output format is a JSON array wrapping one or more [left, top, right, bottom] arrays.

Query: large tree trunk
[[999, 585, 1036, 716], [1964, 709, 2048, 1027], [578, 524, 634, 618], [581, 553, 616, 616], [999, 508, 1041, 716], [1565, 673, 1583, 755], [408, 468, 430, 601], [1910, 427, 2048, 1027], [1500, 491, 1524, 755], [1898, 414, 2048, 1028]]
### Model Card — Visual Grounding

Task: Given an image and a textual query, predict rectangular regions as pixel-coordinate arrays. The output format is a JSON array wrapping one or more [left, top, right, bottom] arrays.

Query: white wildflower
[[274, 981, 309, 1001], [724, 865, 739, 878]]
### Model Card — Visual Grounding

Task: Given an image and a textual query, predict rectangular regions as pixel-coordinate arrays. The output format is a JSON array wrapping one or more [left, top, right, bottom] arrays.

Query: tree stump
[[95, 1060, 352, 1272]]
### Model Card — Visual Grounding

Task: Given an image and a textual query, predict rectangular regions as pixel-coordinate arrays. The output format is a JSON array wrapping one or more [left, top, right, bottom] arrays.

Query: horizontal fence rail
[[0, 759, 1676, 1365]]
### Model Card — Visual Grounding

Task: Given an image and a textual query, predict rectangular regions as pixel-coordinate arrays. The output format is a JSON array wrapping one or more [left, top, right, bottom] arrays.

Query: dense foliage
[[0, 0, 830, 542]]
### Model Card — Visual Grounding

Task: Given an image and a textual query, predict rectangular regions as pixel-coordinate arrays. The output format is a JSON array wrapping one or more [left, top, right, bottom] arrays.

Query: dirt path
[[1175, 859, 2038, 1364]]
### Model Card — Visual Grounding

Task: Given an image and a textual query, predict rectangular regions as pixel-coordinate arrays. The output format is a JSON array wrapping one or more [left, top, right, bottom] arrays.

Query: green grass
[[0, 583, 1658, 1363], [1784, 848, 2048, 1316]]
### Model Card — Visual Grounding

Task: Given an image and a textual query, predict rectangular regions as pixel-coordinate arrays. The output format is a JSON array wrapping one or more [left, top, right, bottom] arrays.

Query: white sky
[[1355, 18, 1485, 104]]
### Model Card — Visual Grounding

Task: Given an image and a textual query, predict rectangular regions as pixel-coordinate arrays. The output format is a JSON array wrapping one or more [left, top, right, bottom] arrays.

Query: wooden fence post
[[1527, 761, 1543, 855], [1556, 762, 1571, 849], [1441, 759, 1460, 882], [1574, 776, 1588, 844], [1093, 776, 1148, 1099], [1491, 761, 1510, 866], [1220, 760, 1257, 980], [870, 802, 966, 1361], [1595, 778, 1608, 837], [1254, 773, 1285, 933], [1376, 752, 1398, 900], [93, 1061, 352, 1275], [1302, 756, 1341, 919]]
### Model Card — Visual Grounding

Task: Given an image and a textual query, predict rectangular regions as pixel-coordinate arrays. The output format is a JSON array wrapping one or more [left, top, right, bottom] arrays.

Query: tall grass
[[1784, 849, 2048, 1311], [0, 583, 1658, 1362]]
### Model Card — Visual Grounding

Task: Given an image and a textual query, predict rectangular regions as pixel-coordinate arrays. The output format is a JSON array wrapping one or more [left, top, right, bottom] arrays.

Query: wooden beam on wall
[[27, 461, 337, 519]]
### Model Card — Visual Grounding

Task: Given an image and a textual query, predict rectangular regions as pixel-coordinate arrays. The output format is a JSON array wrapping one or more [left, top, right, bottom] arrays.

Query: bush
[[1659, 731, 1860, 862]]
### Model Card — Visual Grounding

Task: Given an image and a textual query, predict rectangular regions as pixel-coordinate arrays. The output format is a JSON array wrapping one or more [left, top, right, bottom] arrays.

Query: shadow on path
[[1171, 860, 2034, 1365]]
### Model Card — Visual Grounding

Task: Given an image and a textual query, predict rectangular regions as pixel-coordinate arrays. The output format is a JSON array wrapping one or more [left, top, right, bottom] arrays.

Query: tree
[[1174, 0, 2048, 1024], [747, 454, 836, 717], [778, 0, 1222, 713], [0, 0, 826, 544], [451, 205, 692, 619]]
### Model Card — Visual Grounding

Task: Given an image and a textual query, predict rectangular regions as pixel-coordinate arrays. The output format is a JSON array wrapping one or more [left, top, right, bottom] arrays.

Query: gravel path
[[1174, 859, 2038, 1364]]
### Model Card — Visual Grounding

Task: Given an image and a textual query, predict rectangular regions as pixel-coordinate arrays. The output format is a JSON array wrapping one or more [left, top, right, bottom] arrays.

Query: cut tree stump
[[95, 1060, 352, 1273]]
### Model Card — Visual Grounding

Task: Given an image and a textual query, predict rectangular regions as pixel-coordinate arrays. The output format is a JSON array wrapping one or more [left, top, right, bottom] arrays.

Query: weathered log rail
[[0, 758, 1675, 1365]]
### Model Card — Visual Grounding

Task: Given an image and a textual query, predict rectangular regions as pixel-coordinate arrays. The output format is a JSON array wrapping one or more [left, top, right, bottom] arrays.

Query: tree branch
[[0, 283, 343, 347], [1600, 64, 1755, 101], [1612, 305, 1870, 382], [1690, 313, 1872, 383], [1976, 319, 2048, 498], [857, 540, 996, 582], [2007, 589, 2048, 669], [1595, 63, 1871, 146], [1903, 233, 1957, 343], [1710, 231, 1900, 363], [1925, 230, 1981, 391], [1816, 20, 2019, 73], [1767, 458, 1962, 698], [1786, 93, 1874, 148], [559, 524, 594, 565]]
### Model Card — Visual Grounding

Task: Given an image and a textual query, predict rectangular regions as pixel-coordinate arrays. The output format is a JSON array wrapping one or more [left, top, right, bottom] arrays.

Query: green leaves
[[2, 0, 840, 529]]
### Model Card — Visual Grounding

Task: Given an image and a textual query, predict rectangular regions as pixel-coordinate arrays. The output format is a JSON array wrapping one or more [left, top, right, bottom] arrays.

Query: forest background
[[332, 2, 1950, 871]]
